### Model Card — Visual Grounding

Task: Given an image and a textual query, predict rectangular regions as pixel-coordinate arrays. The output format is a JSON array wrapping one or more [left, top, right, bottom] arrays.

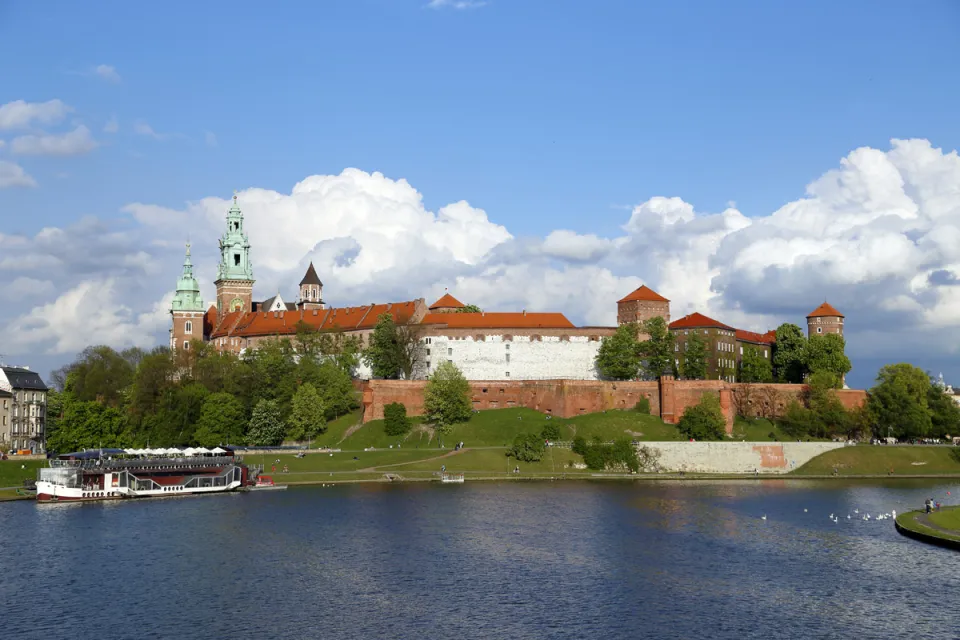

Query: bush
[[384, 402, 410, 437], [577, 437, 642, 472], [677, 394, 727, 441], [571, 435, 587, 456], [507, 433, 545, 462], [635, 397, 651, 414], [541, 422, 561, 441]]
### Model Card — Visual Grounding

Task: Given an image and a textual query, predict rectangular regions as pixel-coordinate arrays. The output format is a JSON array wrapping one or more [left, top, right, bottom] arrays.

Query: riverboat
[[249, 475, 287, 491], [440, 473, 465, 484], [35, 447, 249, 503]]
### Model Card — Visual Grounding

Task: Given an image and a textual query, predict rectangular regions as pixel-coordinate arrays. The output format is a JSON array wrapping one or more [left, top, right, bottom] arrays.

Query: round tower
[[806, 301, 843, 338]]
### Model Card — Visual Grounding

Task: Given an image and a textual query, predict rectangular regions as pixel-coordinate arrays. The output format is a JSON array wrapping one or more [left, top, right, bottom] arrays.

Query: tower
[[806, 302, 843, 338], [297, 262, 325, 310], [616, 285, 670, 326], [170, 243, 206, 352], [214, 193, 255, 316]]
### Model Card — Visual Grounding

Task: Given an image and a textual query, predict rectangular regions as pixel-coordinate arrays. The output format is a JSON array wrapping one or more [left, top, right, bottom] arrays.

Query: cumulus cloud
[[133, 121, 169, 140], [426, 0, 487, 9], [103, 115, 119, 134], [94, 64, 121, 83], [0, 160, 36, 188], [0, 99, 72, 130], [11, 125, 98, 156], [8, 138, 960, 389]]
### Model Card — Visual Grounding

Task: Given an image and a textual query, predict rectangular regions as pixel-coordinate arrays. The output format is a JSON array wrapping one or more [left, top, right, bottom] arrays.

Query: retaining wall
[[640, 441, 847, 474]]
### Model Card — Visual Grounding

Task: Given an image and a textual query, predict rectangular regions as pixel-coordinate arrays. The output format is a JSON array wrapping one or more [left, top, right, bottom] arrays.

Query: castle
[[170, 197, 844, 381]]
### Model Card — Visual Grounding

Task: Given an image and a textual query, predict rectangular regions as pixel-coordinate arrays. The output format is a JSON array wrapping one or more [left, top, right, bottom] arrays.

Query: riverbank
[[895, 506, 960, 549]]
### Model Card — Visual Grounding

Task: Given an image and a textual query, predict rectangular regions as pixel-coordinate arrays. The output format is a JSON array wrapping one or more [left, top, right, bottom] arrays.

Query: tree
[[777, 400, 813, 439], [866, 363, 932, 440], [64, 345, 138, 406], [676, 394, 726, 440], [681, 332, 707, 380], [928, 384, 960, 438], [45, 398, 127, 453], [288, 383, 327, 442], [805, 333, 851, 385], [247, 399, 286, 446], [507, 433, 545, 462], [457, 304, 483, 313], [806, 371, 849, 437], [193, 392, 246, 447], [595, 323, 641, 380], [739, 345, 773, 383], [773, 323, 807, 383], [384, 402, 411, 437], [363, 313, 425, 379], [541, 422, 561, 441], [639, 317, 674, 379], [423, 361, 472, 435]]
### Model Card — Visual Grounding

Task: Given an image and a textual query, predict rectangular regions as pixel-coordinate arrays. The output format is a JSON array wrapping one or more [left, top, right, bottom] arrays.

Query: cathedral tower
[[297, 262, 325, 310], [169, 243, 206, 353], [214, 194, 255, 316]]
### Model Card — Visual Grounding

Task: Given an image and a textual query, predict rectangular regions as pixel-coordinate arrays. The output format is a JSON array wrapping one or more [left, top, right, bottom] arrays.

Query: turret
[[170, 243, 206, 352], [806, 302, 843, 338], [297, 262, 325, 310], [214, 193, 255, 314]]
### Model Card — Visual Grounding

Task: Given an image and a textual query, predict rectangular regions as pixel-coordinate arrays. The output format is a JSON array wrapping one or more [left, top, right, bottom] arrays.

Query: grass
[[792, 445, 960, 476], [0, 459, 44, 488], [732, 417, 803, 442], [896, 506, 960, 544], [928, 507, 960, 532]]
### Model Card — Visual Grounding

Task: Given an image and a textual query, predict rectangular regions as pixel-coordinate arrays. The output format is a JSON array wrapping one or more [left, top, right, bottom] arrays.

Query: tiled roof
[[668, 312, 735, 331], [203, 306, 217, 336], [210, 310, 244, 339], [212, 301, 422, 339], [422, 312, 574, 329], [735, 329, 774, 345], [807, 302, 843, 318], [618, 285, 669, 304], [429, 293, 465, 310], [0, 388, 12, 397], [299, 262, 323, 286], [1, 367, 48, 391]]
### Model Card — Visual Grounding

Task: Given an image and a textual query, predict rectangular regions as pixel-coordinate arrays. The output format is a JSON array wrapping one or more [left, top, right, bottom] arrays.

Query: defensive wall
[[361, 378, 868, 435], [641, 441, 848, 474]]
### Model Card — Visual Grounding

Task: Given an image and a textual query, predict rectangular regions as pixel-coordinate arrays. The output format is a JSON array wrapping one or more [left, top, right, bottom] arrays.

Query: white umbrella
[[196, 447, 212, 455], [211, 447, 227, 455], [183, 447, 198, 456], [166, 448, 182, 456]]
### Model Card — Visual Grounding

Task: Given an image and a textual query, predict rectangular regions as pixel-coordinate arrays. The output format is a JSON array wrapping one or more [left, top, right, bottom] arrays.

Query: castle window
[[506, 354, 510, 363], [505, 344, 510, 350], [448, 348, 453, 356], [185, 321, 193, 334], [234, 253, 241, 266], [426, 349, 431, 356], [764, 350, 768, 358], [183, 340, 190, 350], [675, 343, 679, 351], [426, 361, 431, 369], [817, 327, 822, 333], [505, 371, 510, 377]]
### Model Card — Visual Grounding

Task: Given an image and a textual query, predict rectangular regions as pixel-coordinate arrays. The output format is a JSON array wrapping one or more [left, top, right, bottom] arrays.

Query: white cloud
[[103, 115, 119, 134], [0, 99, 72, 130], [133, 121, 167, 140], [11, 125, 98, 156], [1, 277, 55, 299], [426, 0, 487, 9], [0, 160, 36, 188], [542, 230, 614, 262], [94, 64, 121, 83]]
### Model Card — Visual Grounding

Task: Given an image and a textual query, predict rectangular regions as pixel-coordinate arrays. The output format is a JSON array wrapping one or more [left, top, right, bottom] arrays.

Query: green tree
[[676, 394, 727, 440], [805, 333, 851, 385], [541, 422, 561, 441], [457, 304, 483, 313], [595, 323, 641, 380], [866, 363, 932, 440], [288, 383, 327, 442], [928, 383, 960, 438], [806, 371, 849, 437], [681, 332, 707, 380], [193, 392, 246, 447], [128, 347, 175, 420], [507, 432, 545, 462], [247, 399, 286, 446], [423, 361, 472, 436], [739, 345, 773, 383], [363, 313, 425, 379], [65, 345, 138, 406], [639, 317, 674, 379], [777, 399, 813, 439], [384, 402, 411, 437], [46, 398, 127, 453], [773, 323, 807, 383]]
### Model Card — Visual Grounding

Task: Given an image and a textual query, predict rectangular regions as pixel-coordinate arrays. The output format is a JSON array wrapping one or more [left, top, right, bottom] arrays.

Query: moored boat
[[440, 473, 465, 484], [249, 475, 287, 491], [36, 447, 249, 503]]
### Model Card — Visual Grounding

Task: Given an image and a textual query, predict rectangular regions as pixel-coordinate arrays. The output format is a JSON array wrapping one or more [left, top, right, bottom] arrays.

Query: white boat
[[440, 473, 464, 484], [249, 475, 288, 491]]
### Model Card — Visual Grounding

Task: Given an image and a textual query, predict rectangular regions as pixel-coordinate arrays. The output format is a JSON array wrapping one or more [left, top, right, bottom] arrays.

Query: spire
[[216, 192, 255, 282], [299, 262, 323, 286], [171, 242, 204, 312]]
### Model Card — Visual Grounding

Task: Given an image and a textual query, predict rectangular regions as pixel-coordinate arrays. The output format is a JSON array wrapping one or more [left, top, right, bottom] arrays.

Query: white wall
[[640, 441, 846, 474], [422, 334, 601, 381]]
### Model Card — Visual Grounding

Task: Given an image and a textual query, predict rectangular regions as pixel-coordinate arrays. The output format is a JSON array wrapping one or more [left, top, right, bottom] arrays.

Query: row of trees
[[594, 317, 851, 385]]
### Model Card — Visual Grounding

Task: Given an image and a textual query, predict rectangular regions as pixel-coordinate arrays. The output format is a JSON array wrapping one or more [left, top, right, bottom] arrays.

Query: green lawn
[[732, 417, 800, 442], [793, 445, 960, 476], [0, 459, 44, 488], [896, 507, 960, 544], [928, 507, 960, 532]]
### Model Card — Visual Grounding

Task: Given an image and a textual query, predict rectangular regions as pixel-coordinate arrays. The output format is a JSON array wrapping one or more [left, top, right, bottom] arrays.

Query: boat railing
[[50, 456, 237, 470]]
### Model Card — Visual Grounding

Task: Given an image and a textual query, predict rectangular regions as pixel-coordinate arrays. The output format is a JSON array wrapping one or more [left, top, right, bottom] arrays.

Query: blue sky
[[3, 0, 960, 388]]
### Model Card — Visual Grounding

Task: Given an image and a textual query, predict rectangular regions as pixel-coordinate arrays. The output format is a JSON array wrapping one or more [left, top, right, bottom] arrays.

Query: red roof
[[618, 285, 669, 304], [429, 293, 465, 310], [210, 301, 422, 339], [736, 329, 774, 345], [668, 312, 734, 331], [203, 305, 217, 336], [422, 312, 574, 329], [807, 302, 843, 318]]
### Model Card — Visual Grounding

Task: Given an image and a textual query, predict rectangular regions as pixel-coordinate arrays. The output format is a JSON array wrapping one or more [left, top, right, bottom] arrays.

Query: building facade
[[169, 197, 846, 384], [0, 366, 48, 453]]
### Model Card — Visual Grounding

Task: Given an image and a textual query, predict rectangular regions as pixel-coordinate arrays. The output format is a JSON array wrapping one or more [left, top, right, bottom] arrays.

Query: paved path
[[913, 509, 960, 539], [358, 448, 470, 472]]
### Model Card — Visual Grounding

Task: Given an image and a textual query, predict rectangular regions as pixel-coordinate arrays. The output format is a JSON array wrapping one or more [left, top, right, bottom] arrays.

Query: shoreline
[[895, 506, 960, 550]]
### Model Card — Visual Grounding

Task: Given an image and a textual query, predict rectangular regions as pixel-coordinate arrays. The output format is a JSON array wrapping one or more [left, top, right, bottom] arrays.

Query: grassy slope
[[793, 446, 960, 476], [896, 507, 960, 543], [0, 459, 44, 488]]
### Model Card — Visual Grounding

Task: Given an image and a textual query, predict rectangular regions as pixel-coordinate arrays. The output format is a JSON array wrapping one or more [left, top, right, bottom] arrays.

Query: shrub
[[576, 437, 644, 472], [635, 397, 651, 414], [507, 433, 545, 462], [541, 422, 561, 441], [384, 402, 410, 437], [571, 435, 587, 456], [677, 394, 726, 441]]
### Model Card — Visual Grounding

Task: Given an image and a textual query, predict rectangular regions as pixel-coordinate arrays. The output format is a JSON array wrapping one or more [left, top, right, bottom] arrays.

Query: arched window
[[183, 340, 190, 350], [184, 321, 193, 334]]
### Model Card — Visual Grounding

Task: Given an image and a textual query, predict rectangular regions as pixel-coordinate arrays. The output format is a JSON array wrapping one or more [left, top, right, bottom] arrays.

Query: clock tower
[[214, 193, 255, 316]]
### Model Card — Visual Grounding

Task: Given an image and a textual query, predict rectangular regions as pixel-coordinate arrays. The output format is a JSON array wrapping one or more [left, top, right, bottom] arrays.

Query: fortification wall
[[425, 334, 604, 381], [642, 441, 847, 474]]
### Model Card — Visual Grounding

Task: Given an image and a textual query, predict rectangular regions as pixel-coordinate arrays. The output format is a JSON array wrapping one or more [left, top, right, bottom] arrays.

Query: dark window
[[234, 253, 241, 266]]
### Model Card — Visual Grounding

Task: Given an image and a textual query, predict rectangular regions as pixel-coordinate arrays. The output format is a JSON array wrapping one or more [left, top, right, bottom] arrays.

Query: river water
[[2, 479, 958, 640]]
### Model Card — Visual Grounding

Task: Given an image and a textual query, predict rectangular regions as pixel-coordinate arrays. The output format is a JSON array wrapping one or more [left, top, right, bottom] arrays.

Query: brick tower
[[616, 285, 670, 326], [169, 243, 206, 353], [806, 302, 843, 338], [297, 262, 325, 310], [214, 193, 255, 316]]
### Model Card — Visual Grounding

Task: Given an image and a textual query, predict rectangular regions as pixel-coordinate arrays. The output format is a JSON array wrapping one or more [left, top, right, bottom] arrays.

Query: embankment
[[640, 441, 846, 474]]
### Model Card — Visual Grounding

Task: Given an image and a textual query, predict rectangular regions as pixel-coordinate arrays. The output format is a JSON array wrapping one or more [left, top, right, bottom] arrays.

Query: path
[[913, 510, 960, 539], [358, 447, 474, 472]]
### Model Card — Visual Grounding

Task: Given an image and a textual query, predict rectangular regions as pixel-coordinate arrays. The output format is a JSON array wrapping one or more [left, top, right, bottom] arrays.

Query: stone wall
[[641, 441, 847, 474]]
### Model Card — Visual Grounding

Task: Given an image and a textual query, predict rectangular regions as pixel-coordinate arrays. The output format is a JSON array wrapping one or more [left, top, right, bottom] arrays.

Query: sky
[[2, 0, 960, 389]]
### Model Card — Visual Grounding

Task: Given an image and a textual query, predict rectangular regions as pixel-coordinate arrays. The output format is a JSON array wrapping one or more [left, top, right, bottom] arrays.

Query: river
[[2, 479, 958, 639]]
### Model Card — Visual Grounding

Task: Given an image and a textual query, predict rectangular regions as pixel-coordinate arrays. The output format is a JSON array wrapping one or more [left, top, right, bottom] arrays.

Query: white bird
[[854, 509, 859, 514], [829, 513, 834, 519], [804, 508, 808, 513], [761, 515, 767, 520], [847, 515, 851, 519], [892, 510, 897, 518]]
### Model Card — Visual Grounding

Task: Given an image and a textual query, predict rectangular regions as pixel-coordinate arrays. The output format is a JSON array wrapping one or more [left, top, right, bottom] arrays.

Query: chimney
[[523, 309, 526, 316]]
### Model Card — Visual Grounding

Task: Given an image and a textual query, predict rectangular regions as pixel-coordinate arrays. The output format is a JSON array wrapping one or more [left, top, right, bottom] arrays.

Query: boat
[[440, 473, 465, 484], [35, 447, 249, 503], [249, 475, 288, 491]]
